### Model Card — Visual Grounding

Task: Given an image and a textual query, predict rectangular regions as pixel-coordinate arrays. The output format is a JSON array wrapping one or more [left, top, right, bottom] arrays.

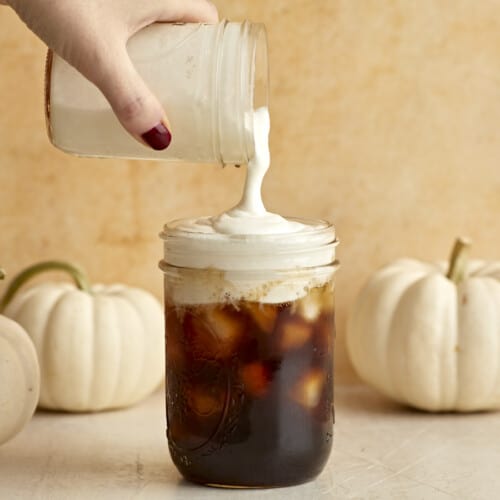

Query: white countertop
[[1, 385, 498, 500]]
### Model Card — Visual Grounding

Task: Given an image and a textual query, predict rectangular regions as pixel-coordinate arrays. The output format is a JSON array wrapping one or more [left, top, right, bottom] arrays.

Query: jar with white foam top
[[159, 218, 339, 488], [45, 21, 268, 164]]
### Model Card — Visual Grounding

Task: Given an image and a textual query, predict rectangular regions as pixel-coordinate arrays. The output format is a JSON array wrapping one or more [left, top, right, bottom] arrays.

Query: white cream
[[161, 107, 337, 304], [175, 108, 307, 236]]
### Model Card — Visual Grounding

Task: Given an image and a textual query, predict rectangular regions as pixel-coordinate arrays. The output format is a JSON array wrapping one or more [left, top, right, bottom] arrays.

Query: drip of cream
[[177, 107, 308, 235]]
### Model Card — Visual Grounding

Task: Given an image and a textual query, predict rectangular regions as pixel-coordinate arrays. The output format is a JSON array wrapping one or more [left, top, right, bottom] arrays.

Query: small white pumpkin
[[1, 261, 164, 412], [347, 239, 500, 412], [0, 270, 40, 445]]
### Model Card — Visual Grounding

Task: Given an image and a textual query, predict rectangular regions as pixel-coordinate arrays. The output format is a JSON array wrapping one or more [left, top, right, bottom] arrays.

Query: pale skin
[[1, 0, 219, 149]]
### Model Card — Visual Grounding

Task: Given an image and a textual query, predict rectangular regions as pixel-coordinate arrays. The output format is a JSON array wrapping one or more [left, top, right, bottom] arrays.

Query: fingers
[[89, 43, 171, 150], [98, 0, 219, 148], [82, 0, 219, 149]]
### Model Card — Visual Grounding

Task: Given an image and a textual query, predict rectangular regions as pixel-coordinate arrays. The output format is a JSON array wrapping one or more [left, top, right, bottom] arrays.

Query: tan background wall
[[1, 1, 499, 382]]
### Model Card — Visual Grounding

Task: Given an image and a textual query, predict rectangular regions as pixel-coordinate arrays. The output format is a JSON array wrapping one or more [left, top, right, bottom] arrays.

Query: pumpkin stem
[[0, 269, 5, 281], [446, 238, 471, 284], [0, 261, 91, 312]]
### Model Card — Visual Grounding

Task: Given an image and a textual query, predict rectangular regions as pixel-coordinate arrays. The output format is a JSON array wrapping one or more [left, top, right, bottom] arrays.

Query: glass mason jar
[[45, 21, 268, 164], [159, 219, 339, 488]]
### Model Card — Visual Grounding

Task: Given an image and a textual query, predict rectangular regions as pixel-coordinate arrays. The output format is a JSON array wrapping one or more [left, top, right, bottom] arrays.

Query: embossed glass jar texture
[[160, 219, 338, 488]]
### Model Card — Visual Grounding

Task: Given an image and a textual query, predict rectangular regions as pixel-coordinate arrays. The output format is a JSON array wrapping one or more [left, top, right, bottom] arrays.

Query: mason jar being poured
[[46, 21, 268, 164]]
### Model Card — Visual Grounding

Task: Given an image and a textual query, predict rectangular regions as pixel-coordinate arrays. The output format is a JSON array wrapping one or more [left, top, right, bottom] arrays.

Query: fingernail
[[141, 122, 172, 150]]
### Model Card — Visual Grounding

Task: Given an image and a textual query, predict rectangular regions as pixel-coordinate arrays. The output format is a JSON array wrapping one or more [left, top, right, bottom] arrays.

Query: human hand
[[3, 0, 218, 150]]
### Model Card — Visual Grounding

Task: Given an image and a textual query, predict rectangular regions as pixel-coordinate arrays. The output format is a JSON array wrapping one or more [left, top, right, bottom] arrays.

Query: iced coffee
[[159, 107, 338, 487], [160, 219, 338, 487]]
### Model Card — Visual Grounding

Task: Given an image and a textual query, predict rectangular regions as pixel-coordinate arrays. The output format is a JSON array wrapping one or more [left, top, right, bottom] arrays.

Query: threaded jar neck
[[214, 21, 269, 165], [160, 218, 337, 271]]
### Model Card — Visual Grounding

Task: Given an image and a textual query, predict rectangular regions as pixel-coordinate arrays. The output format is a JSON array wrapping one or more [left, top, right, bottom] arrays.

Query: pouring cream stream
[[176, 107, 307, 235]]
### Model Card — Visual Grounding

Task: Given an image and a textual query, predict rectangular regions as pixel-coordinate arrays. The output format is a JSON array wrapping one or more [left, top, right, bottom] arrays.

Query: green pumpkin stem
[[0, 261, 91, 313], [446, 238, 471, 285]]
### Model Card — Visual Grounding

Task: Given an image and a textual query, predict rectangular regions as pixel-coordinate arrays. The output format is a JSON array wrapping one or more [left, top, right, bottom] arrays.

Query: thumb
[[89, 42, 171, 151]]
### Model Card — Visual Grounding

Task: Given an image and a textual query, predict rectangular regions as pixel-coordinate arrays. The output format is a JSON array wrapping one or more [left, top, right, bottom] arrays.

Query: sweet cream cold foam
[[161, 108, 337, 304]]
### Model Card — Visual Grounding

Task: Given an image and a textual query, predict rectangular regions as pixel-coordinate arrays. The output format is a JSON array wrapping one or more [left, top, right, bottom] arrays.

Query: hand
[[3, 0, 219, 150]]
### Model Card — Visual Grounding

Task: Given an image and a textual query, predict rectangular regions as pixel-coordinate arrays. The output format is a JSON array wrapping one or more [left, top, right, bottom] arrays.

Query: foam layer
[[163, 218, 336, 271]]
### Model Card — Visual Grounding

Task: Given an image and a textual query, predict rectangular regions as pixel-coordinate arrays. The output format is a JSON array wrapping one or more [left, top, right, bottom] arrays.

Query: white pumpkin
[[0, 269, 40, 445], [347, 239, 500, 412], [1, 261, 164, 412]]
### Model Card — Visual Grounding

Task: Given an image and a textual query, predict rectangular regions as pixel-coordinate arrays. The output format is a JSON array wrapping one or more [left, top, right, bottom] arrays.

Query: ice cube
[[204, 307, 245, 357], [291, 370, 325, 409], [240, 362, 271, 397], [204, 307, 244, 345], [280, 320, 312, 350], [187, 307, 244, 359], [245, 302, 278, 333], [297, 286, 335, 322], [298, 293, 322, 322], [185, 313, 216, 357]]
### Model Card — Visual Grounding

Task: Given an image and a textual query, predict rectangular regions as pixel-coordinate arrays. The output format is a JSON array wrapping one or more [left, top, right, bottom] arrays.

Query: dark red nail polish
[[141, 122, 172, 150]]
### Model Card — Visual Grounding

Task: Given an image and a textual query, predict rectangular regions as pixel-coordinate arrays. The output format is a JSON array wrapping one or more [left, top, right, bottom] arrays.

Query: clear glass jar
[[45, 21, 268, 164], [159, 219, 338, 488]]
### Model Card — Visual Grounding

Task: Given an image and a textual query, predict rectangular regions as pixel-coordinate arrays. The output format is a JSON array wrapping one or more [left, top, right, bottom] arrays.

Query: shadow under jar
[[159, 219, 338, 488]]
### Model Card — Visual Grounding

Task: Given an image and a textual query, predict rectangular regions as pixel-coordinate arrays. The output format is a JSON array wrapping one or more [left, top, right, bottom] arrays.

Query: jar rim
[[160, 217, 338, 271]]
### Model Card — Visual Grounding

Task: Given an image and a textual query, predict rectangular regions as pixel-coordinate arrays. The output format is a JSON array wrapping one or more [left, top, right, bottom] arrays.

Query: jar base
[[183, 473, 322, 489], [172, 444, 333, 490]]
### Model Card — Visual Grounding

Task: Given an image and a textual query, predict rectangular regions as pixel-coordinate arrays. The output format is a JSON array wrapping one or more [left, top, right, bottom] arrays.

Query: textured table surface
[[1, 385, 498, 500]]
